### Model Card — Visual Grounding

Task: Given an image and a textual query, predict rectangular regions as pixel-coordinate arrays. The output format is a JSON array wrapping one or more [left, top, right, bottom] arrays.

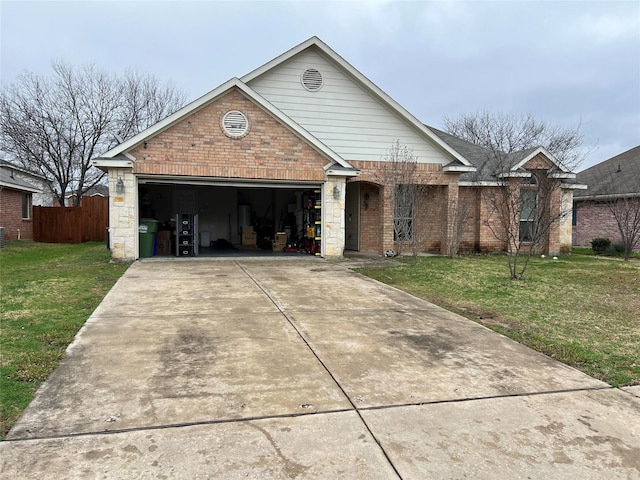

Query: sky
[[1, 0, 639, 171]]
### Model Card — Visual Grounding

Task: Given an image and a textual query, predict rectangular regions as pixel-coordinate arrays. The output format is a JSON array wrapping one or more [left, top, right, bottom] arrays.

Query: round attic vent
[[222, 110, 249, 138], [301, 68, 323, 91]]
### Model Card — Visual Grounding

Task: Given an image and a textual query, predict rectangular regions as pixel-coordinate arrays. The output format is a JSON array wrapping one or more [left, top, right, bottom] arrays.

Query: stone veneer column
[[559, 189, 574, 253], [108, 168, 136, 260], [322, 177, 347, 258]]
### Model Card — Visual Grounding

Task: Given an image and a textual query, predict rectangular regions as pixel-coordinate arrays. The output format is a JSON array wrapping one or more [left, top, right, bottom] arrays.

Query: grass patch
[[0, 241, 129, 439], [356, 253, 639, 388]]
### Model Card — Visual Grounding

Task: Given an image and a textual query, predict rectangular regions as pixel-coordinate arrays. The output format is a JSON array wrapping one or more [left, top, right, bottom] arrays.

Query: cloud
[[576, 9, 640, 45]]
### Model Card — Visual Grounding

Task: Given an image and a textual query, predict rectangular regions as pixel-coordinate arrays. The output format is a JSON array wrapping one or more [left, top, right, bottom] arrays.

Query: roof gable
[[128, 88, 337, 182], [93, 78, 353, 171], [429, 127, 576, 184], [242, 37, 471, 167]]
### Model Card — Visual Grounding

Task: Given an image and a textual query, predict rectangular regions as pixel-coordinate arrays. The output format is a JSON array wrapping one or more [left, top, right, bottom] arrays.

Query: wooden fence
[[33, 196, 108, 243]]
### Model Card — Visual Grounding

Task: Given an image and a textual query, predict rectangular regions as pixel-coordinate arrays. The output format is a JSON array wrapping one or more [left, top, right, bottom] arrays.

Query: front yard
[[0, 242, 129, 439], [357, 253, 639, 388], [1, 243, 637, 439]]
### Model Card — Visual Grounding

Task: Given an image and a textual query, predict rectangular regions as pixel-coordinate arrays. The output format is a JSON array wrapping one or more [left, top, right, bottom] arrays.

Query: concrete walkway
[[2, 259, 639, 479]]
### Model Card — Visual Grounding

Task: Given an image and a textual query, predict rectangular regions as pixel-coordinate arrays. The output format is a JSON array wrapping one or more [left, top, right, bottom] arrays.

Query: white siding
[[247, 50, 453, 164]]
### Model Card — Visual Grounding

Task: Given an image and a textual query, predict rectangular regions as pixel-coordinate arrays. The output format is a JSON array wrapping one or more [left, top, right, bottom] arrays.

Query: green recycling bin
[[139, 219, 159, 258]]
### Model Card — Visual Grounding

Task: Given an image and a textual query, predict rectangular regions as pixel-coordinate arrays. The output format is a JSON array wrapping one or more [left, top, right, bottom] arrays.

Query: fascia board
[[459, 180, 504, 187], [550, 172, 576, 179], [575, 192, 640, 200], [325, 167, 360, 177], [443, 165, 477, 173], [563, 183, 589, 190], [512, 146, 571, 173], [92, 158, 134, 172], [497, 171, 531, 178], [243, 37, 472, 167]]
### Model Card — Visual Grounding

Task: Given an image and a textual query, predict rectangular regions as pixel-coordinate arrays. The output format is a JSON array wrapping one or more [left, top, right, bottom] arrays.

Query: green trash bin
[[139, 219, 159, 258]]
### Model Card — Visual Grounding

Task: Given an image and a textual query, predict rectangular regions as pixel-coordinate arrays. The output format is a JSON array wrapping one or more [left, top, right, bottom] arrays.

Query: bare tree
[[0, 61, 186, 206], [444, 111, 584, 279], [445, 193, 472, 258], [444, 111, 589, 172], [606, 196, 640, 260], [375, 140, 432, 258]]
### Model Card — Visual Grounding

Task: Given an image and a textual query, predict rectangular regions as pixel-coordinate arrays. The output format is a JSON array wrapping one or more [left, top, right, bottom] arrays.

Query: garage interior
[[137, 180, 324, 257]]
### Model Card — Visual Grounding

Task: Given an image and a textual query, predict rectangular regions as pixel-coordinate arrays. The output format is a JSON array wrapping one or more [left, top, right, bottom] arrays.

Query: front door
[[345, 183, 360, 251]]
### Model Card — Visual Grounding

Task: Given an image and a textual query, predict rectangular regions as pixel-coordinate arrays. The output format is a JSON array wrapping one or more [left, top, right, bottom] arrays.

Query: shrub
[[591, 238, 611, 254]]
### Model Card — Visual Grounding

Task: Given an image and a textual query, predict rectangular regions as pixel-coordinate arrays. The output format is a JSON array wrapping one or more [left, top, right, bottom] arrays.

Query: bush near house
[[0, 241, 129, 439], [591, 237, 611, 254]]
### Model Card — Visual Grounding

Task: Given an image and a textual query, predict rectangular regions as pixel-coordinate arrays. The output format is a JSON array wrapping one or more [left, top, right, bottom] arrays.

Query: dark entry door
[[345, 183, 360, 251]]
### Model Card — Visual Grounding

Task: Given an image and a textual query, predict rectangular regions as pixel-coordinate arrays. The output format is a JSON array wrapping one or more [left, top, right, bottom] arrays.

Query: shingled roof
[[574, 145, 640, 199], [427, 126, 552, 183]]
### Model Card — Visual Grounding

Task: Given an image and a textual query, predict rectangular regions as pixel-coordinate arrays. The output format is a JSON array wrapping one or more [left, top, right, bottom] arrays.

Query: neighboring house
[[65, 184, 109, 206], [0, 160, 52, 240], [93, 37, 581, 260], [573, 145, 640, 248]]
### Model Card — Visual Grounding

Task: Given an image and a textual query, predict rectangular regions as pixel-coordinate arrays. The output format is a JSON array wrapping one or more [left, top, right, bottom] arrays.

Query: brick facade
[[131, 88, 329, 181], [0, 188, 33, 240], [102, 89, 574, 259], [572, 200, 630, 247]]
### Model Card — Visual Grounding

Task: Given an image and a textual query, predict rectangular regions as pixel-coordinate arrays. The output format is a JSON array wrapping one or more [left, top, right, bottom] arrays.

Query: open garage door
[[137, 178, 323, 257]]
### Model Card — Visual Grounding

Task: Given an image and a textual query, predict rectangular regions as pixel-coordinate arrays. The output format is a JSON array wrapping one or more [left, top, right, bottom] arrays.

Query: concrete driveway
[[2, 258, 639, 479]]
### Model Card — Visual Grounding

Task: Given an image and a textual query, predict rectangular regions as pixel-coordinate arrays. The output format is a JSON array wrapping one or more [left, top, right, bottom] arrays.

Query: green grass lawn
[[357, 253, 640, 388], [0, 241, 129, 439]]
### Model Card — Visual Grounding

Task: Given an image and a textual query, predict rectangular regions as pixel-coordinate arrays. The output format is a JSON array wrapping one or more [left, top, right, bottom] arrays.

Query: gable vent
[[301, 68, 323, 91], [222, 110, 249, 137]]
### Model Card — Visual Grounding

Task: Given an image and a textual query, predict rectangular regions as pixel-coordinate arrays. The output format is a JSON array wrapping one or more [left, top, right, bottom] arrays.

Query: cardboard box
[[156, 239, 171, 255], [242, 232, 257, 245], [157, 230, 171, 240], [242, 226, 254, 235], [274, 232, 287, 243]]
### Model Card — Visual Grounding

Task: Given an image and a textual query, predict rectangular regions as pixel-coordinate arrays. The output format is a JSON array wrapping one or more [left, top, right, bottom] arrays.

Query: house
[[573, 145, 640, 249], [65, 184, 109, 207], [93, 37, 580, 260], [0, 160, 52, 241]]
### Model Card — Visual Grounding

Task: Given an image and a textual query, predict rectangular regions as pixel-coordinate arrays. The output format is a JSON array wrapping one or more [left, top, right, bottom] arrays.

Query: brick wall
[[131, 88, 329, 181], [358, 182, 382, 253], [573, 200, 625, 247], [0, 188, 33, 240]]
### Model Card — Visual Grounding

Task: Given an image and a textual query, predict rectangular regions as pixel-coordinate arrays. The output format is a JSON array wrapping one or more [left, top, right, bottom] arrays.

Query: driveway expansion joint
[[236, 261, 404, 479]]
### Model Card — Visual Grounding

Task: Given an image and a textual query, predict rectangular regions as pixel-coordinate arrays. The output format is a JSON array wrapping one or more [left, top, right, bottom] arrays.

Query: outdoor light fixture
[[333, 185, 340, 199], [116, 178, 125, 194], [364, 192, 370, 209]]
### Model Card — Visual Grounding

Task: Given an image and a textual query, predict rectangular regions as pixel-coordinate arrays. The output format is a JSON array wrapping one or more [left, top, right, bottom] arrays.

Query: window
[[22, 193, 31, 219], [519, 189, 537, 242], [393, 185, 414, 242]]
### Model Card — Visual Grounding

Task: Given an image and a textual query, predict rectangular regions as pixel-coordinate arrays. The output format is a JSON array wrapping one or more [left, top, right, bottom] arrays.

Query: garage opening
[[137, 179, 323, 257]]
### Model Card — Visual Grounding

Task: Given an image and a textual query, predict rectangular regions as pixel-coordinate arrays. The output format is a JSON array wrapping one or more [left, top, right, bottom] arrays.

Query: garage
[[137, 179, 324, 257]]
